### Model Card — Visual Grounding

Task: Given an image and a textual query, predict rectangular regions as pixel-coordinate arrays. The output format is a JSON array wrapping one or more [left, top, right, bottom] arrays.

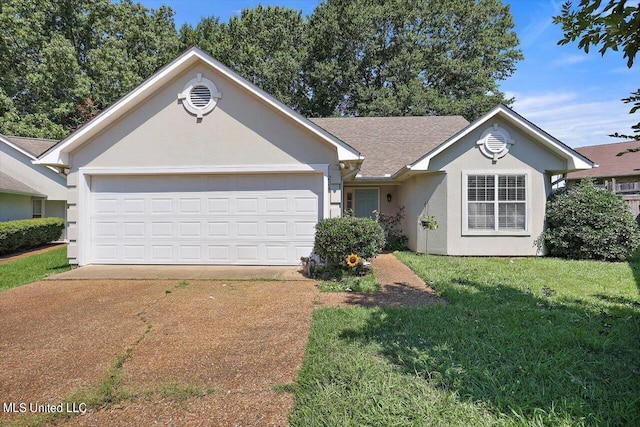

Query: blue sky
[[139, 0, 639, 148]]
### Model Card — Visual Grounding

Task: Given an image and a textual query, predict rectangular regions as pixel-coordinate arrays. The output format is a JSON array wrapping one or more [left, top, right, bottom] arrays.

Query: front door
[[354, 189, 379, 219]]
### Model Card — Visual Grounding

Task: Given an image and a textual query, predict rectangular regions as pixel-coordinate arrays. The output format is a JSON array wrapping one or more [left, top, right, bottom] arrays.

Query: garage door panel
[[179, 198, 201, 214], [179, 221, 202, 237], [208, 198, 230, 213], [123, 198, 145, 214], [152, 222, 173, 237], [90, 174, 321, 265], [152, 245, 173, 260]]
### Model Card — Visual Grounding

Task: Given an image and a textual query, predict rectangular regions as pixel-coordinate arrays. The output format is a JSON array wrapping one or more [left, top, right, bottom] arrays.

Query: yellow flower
[[346, 253, 360, 268]]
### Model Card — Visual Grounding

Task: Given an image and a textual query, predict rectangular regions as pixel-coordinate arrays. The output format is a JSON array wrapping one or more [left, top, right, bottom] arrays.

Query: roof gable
[[36, 47, 361, 167], [403, 105, 595, 177]]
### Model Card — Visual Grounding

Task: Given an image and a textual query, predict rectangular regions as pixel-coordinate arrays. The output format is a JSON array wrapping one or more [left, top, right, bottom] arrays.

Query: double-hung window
[[465, 173, 528, 232], [32, 199, 43, 219]]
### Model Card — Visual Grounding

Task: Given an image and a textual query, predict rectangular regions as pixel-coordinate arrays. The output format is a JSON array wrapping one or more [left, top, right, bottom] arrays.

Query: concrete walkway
[[320, 253, 446, 307], [47, 264, 311, 281]]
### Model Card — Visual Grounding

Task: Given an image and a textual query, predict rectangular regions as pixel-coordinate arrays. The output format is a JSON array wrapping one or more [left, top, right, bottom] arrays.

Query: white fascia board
[[37, 47, 361, 167], [408, 105, 595, 172]]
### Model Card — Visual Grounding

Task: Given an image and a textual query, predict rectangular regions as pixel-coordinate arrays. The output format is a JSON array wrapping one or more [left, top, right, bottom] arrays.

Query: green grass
[[318, 273, 380, 293], [290, 252, 640, 426], [0, 246, 70, 291]]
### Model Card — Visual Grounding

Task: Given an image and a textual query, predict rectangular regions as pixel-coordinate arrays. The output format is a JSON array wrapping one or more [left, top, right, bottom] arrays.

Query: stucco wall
[[397, 173, 448, 254], [0, 144, 67, 200], [65, 62, 343, 264], [0, 194, 31, 221], [69, 63, 339, 171], [428, 117, 563, 256]]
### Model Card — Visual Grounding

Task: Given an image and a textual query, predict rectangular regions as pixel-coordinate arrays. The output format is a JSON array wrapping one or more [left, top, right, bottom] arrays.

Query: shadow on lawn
[[339, 278, 640, 425], [630, 248, 640, 293]]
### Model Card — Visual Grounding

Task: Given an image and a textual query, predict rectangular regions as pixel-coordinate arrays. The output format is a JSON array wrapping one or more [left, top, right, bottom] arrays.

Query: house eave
[[35, 47, 362, 168], [0, 189, 46, 197], [408, 105, 597, 173]]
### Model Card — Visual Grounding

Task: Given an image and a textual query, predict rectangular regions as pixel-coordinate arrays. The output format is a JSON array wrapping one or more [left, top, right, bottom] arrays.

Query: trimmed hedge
[[539, 180, 640, 261], [0, 218, 65, 255], [313, 217, 385, 266]]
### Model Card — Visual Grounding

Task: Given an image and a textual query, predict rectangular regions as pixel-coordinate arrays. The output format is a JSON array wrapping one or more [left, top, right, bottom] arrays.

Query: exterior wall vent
[[178, 73, 222, 119], [476, 124, 514, 161]]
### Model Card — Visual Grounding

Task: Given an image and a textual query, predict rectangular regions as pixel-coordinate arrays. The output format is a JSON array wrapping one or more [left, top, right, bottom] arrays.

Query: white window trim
[[462, 170, 531, 236], [32, 198, 45, 219]]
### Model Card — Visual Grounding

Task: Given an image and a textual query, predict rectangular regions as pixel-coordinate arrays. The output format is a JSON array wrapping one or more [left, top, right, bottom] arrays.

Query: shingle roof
[[0, 172, 44, 196], [567, 141, 640, 180], [310, 116, 470, 177], [5, 136, 60, 158]]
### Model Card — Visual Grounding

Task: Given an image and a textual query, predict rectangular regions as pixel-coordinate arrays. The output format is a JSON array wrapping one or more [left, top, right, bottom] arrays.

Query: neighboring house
[[567, 140, 640, 221], [0, 134, 67, 228], [36, 47, 594, 266]]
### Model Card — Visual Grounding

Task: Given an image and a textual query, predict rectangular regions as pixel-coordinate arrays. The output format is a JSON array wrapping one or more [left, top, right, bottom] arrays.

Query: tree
[[300, 0, 523, 120], [554, 0, 640, 146], [179, 6, 307, 109], [0, 0, 179, 139]]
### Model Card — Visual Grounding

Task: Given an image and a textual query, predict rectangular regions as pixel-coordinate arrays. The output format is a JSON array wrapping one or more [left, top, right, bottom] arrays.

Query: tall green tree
[[0, 0, 179, 139], [180, 6, 307, 109], [554, 0, 640, 143], [300, 0, 522, 119]]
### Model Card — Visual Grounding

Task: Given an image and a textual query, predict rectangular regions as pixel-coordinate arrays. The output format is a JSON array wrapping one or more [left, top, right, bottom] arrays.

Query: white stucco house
[[0, 134, 67, 224], [35, 47, 594, 266]]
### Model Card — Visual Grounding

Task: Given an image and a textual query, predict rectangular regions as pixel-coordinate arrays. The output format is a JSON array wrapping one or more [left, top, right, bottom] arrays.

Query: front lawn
[[0, 246, 70, 291], [290, 252, 640, 426]]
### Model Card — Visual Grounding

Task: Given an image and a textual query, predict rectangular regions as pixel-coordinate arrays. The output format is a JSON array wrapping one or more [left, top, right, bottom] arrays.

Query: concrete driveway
[[0, 277, 319, 426], [48, 264, 311, 281]]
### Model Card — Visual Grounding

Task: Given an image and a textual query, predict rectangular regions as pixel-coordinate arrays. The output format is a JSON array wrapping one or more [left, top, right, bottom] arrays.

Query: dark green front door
[[354, 189, 378, 219]]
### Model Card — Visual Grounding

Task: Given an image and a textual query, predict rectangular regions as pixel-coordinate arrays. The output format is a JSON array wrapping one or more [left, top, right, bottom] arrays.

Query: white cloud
[[511, 92, 638, 147], [553, 54, 590, 66], [517, 0, 562, 47]]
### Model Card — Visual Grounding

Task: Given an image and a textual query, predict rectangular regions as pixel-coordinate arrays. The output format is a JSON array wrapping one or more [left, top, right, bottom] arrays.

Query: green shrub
[[313, 217, 385, 266], [539, 180, 640, 261], [375, 206, 409, 250], [0, 218, 65, 255]]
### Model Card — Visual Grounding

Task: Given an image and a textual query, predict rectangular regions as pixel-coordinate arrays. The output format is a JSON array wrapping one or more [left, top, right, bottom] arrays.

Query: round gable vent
[[476, 124, 514, 160], [178, 73, 222, 119], [189, 85, 212, 108]]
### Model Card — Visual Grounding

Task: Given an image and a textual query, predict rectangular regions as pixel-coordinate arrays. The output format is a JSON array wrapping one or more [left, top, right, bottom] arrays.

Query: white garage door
[[89, 174, 321, 265]]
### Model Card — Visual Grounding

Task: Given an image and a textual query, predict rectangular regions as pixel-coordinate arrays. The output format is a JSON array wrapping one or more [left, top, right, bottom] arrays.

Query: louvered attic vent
[[476, 124, 514, 161], [485, 133, 507, 153], [189, 85, 212, 108], [179, 73, 222, 119]]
